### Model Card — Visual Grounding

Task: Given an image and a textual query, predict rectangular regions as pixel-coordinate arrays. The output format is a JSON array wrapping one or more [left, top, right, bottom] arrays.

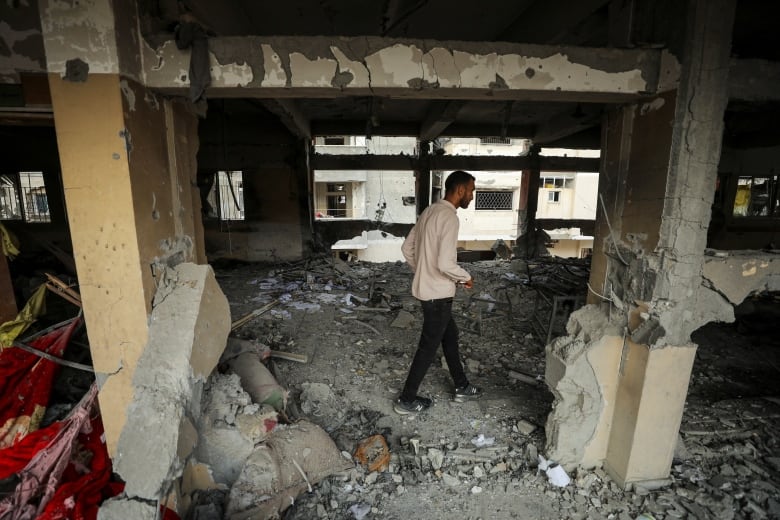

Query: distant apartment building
[[437, 137, 530, 250], [537, 148, 600, 258], [317, 136, 598, 261], [313, 136, 417, 224]]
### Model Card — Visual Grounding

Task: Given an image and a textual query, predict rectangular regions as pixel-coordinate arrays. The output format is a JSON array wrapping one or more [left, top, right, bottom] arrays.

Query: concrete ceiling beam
[[142, 36, 677, 102], [419, 101, 465, 140]]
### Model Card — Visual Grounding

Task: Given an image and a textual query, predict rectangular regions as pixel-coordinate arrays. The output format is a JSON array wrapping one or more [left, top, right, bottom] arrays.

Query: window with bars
[[475, 190, 513, 210], [0, 172, 51, 223], [479, 137, 511, 145]]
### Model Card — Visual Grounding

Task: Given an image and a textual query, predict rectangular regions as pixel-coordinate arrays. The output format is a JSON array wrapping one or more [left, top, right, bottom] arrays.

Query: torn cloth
[[0, 285, 47, 350], [0, 384, 116, 520], [175, 22, 210, 103], [0, 317, 81, 449]]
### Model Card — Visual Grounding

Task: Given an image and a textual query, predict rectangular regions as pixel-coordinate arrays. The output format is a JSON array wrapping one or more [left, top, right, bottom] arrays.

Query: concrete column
[[546, 0, 736, 487], [48, 73, 203, 455]]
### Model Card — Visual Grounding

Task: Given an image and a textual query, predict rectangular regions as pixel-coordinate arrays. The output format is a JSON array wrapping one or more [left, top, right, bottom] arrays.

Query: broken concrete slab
[[97, 497, 158, 520], [226, 420, 352, 519], [195, 373, 270, 486], [114, 263, 230, 501], [390, 310, 415, 328]]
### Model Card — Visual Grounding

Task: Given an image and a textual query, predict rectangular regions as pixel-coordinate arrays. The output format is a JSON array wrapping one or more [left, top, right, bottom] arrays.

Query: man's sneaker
[[393, 396, 433, 415], [454, 384, 481, 402]]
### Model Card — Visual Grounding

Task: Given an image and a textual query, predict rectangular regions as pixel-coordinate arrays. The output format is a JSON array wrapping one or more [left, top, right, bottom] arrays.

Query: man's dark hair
[[444, 170, 476, 194]]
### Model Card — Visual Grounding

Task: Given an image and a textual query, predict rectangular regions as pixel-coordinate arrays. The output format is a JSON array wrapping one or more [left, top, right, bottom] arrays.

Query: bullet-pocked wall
[[196, 99, 310, 262]]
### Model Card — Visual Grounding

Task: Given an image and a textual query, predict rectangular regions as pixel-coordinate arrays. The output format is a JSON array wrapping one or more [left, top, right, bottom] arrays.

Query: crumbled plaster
[[545, 305, 622, 469], [142, 36, 677, 98], [0, 17, 46, 83], [38, 0, 120, 75]]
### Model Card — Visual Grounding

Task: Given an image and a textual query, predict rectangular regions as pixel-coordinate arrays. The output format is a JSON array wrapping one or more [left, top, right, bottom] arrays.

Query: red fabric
[[0, 318, 82, 449], [0, 422, 63, 479], [35, 416, 110, 520]]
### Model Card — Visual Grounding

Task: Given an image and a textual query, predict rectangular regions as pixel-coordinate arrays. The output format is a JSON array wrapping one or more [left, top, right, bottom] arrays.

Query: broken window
[[206, 171, 245, 221], [732, 175, 779, 217], [548, 190, 561, 203], [475, 190, 513, 210], [0, 172, 51, 223]]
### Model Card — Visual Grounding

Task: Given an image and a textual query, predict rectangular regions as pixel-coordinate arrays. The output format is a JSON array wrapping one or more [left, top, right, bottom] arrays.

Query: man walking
[[394, 170, 482, 415]]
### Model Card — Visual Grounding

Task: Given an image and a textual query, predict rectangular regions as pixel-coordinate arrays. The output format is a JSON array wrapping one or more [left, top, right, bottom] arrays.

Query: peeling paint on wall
[[141, 36, 676, 98], [38, 0, 120, 75]]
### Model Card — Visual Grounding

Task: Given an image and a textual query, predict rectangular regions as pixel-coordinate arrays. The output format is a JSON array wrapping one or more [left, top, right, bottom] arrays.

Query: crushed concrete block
[[299, 382, 342, 428], [428, 448, 444, 471], [98, 497, 158, 520], [390, 310, 415, 328], [114, 263, 230, 500], [226, 420, 352, 519], [442, 473, 460, 487], [195, 373, 260, 485], [516, 419, 537, 435]]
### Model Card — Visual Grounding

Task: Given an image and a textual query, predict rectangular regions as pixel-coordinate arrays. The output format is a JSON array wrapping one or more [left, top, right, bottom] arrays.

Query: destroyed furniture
[[526, 259, 589, 344]]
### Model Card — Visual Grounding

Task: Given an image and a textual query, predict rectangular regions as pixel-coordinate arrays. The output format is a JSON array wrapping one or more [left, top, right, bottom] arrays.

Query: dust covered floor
[[214, 257, 780, 520]]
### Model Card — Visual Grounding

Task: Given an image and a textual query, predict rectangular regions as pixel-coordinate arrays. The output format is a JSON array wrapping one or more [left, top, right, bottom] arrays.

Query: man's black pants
[[400, 297, 469, 401]]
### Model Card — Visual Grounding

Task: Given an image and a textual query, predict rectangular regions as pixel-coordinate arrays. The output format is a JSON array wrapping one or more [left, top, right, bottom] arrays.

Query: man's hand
[[458, 278, 474, 289]]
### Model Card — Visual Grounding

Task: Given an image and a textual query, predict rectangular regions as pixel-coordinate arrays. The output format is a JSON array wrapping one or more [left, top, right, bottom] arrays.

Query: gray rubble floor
[[214, 258, 780, 520]]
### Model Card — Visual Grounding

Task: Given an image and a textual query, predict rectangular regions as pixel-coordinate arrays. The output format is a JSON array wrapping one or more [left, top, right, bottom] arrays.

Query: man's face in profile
[[458, 179, 475, 209]]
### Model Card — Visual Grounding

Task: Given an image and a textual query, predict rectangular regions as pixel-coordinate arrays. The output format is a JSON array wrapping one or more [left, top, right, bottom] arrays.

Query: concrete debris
[[97, 497, 158, 520], [226, 420, 352, 519], [300, 382, 343, 428], [390, 309, 415, 328], [115, 263, 230, 500], [212, 258, 780, 520], [195, 373, 276, 485], [516, 419, 537, 435]]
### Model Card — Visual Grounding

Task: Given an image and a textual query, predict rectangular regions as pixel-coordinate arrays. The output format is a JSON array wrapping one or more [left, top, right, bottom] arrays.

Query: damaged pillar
[[546, 0, 736, 488], [41, 0, 206, 457]]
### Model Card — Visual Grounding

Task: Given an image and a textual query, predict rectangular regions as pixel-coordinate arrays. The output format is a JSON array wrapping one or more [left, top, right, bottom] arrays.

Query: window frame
[[474, 190, 514, 211]]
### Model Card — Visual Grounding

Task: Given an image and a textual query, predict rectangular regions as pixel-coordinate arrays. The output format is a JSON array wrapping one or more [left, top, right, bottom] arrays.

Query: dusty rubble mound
[[207, 256, 780, 520]]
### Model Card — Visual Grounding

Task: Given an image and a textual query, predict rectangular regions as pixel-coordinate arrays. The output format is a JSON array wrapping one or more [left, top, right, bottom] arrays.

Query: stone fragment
[[516, 419, 537, 435], [442, 473, 460, 487], [98, 498, 158, 520], [390, 310, 415, 328], [428, 448, 444, 471]]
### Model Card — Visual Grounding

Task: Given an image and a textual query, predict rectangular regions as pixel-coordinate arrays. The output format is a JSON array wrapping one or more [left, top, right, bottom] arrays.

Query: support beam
[[532, 105, 603, 144], [419, 101, 464, 141], [259, 99, 311, 139], [312, 120, 535, 139], [144, 36, 676, 102], [310, 153, 600, 172]]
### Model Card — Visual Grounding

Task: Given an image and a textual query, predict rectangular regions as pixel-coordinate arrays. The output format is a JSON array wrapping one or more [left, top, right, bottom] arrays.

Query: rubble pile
[[209, 257, 780, 520]]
